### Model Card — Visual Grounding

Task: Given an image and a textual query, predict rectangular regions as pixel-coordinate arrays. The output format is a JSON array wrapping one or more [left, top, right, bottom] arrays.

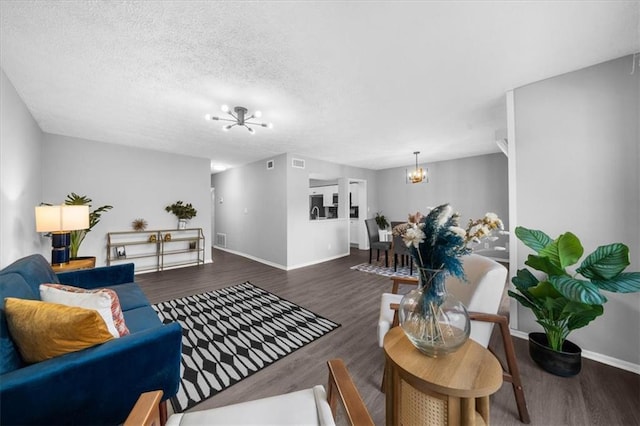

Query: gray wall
[[0, 69, 47, 267], [286, 154, 379, 268], [211, 153, 378, 269], [212, 151, 504, 270], [514, 54, 640, 365], [211, 153, 288, 267], [41, 134, 212, 267], [376, 153, 509, 230], [1, 68, 213, 269]]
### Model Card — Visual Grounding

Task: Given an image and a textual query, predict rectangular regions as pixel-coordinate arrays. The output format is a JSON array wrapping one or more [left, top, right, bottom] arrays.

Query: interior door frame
[[348, 178, 368, 250]]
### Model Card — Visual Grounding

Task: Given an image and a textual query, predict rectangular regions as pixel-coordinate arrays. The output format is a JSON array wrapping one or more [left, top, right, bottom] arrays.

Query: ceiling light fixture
[[205, 105, 273, 134], [407, 151, 427, 184]]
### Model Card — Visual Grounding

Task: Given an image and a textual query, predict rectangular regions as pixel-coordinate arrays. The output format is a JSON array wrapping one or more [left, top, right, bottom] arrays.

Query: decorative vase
[[178, 219, 187, 230], [399, 268, 470, 357], [528, 332, 582, 377]]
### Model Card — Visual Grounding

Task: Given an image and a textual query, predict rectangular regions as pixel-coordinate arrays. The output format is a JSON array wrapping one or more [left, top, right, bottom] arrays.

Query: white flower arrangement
[[464, 212, 504, 244], [392, 204, 504, 278]]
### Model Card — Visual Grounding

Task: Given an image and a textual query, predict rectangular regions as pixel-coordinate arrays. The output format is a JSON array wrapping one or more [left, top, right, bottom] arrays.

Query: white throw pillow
[[39, 284, 120, 338]]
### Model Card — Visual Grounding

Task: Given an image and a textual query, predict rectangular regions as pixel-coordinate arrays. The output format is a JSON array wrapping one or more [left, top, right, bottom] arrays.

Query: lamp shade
[[35, 205, 90, 232]]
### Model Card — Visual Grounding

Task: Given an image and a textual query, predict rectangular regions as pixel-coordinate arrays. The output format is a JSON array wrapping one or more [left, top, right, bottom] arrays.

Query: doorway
[[348, 179, 368, 250], [210, 187, 215, 249]]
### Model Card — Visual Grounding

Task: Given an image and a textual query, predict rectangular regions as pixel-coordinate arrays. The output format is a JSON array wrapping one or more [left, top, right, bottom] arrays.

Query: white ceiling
[[1, 1, 638, 172]]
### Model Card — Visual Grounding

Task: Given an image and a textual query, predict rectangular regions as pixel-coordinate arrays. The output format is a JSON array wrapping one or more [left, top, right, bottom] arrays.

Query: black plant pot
[[529, 332, 582, 377]]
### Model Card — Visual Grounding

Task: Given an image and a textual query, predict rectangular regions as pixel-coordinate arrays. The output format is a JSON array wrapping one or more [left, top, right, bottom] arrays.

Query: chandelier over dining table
[[408, 151, 427, 184]]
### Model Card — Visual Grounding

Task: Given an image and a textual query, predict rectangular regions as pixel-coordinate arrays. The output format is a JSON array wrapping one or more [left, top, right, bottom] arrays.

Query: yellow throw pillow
[[4, 298, 114, 363]]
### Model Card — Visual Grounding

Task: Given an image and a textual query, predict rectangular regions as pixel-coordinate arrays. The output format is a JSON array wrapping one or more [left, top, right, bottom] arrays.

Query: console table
[[383, 327, 503, 425], [106, 228, 205, 273], [51, 257, 96, 273]]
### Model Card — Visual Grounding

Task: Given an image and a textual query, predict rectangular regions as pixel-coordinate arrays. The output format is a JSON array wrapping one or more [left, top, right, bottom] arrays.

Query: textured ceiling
[[1, 1, 638, 172]]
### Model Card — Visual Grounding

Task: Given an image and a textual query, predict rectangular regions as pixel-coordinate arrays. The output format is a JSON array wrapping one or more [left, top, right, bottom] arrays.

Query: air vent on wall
[[292, 158, 305, 169], [215, 233, 227, 248], [266, 159, 275, 169]]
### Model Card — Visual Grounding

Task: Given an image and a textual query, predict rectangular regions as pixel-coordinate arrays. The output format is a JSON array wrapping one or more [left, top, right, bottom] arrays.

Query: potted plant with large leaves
[[509, 226, 640, 376], [64, 193, 113, 263]]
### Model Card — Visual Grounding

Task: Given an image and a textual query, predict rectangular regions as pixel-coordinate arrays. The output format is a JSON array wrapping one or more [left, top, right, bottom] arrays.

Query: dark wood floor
[[137, 248, 640, 426]]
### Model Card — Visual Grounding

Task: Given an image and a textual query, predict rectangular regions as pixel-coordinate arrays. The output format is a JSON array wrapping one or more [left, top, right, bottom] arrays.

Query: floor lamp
[[35, 205, 89, 265]]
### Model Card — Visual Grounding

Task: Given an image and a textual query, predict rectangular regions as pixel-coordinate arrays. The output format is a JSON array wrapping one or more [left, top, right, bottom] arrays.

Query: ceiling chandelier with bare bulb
[[407, 151, 427, 184], [205, 105, 273, 134]]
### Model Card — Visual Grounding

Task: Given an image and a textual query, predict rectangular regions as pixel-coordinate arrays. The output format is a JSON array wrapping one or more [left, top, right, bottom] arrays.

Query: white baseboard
[[286, 252, 350, 270], [509, 329, 640, 375], [214, 246, 288, 270], [213, 246, 350, 271]]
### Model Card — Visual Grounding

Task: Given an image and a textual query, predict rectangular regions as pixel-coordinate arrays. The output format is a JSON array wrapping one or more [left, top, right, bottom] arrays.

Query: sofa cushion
[[56, 263, 134, 289], [0, 255, 58, 373], [0, 274, 38, 374], [40, 284, 130, 337], [106, 282, 150, 311], [123, 306, 166, 334], [4, 298, 114, 363], [0, 254, 59, 296]]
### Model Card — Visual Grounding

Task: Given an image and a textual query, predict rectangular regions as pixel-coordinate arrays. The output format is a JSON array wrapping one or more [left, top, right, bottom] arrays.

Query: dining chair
[[125, 359, 374, 426], [390, 221, 412, 273], [365, 218, 391, 267], [377, 254, 530, 423]]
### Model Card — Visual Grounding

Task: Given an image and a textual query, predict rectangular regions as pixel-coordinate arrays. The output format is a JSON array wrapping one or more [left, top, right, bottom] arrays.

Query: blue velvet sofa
[[0, 254, 182, 425]]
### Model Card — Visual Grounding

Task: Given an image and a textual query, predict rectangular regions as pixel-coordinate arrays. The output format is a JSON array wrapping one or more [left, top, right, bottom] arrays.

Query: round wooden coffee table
[[384, 327, 503, 425]]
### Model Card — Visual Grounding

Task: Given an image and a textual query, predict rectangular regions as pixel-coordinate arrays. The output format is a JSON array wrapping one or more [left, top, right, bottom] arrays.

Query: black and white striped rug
[[152, 282, 340, 413]]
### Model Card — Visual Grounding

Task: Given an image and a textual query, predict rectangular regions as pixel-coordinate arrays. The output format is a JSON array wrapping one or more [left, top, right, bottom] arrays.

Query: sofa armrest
[[0, 322, 182, 426], [56, 263, 135, 289]]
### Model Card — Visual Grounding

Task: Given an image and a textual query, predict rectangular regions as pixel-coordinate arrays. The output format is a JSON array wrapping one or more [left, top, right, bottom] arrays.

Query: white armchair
[[377, 254, 531, 423], [125, 359, 373, 426]]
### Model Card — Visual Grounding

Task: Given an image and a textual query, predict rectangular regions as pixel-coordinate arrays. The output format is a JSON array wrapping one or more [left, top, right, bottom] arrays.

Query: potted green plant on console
[[375, 211, 389, 230], [509, 226, 640, 377], [165, 201, 197, 229], [64, 193, 113, 263], [375, 211, 390, 241]]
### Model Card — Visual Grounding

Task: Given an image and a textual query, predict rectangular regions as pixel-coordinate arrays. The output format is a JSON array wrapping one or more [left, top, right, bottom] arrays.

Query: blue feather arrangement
[[393, 203, 504, 282], [412, 204, 469, 279]]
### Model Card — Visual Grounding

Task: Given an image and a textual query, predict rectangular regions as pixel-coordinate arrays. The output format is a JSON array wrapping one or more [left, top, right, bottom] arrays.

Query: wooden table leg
[[461, 397, 476, 425], [384, 356, 394, 426], [476, 396, 491, 425]]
